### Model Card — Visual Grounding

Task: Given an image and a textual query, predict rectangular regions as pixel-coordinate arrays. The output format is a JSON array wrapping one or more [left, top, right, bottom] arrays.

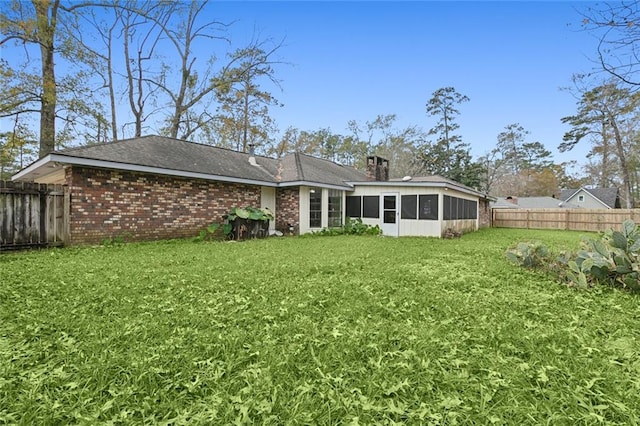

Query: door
[[380, 193, 399, 237], [260, 186, 276, 232]]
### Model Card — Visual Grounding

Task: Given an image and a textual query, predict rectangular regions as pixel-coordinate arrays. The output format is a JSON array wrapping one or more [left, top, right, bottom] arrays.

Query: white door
[[380, 193, 399, 237], [260, 186, 276, 232]]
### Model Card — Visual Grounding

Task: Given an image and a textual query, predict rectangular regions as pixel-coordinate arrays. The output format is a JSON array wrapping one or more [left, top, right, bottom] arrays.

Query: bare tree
[[152, 0, 230, 140], [581, 1, 640, 86], [63, 3, 121, 141], [153, 1, 285, 142]]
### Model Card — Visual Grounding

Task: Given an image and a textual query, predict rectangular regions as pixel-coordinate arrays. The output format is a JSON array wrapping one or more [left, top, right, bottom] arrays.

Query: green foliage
[[194, 207, 273, 242], [311, 217, 382, 236], [508, 220, 640, 292], [192, 223, 222, 242], [226, 206, 274, 222], [0, 129, 38, 179], [563, 220, 640, 291], [2, 228, 639, 424], [418, 87, 485, 188], [560, 80, 639, 208], [100, 233, 130, 246], [506, 240, 550, 268]]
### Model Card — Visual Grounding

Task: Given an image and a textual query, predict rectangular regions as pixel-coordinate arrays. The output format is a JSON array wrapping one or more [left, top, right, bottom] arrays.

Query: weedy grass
[[1, 228, 639, 424]]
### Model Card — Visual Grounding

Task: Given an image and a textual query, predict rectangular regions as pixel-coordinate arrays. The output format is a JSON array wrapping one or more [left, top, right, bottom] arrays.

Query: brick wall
[[479, 198, 491, 228], [276, 187, 299, 234], [65, 167, 261, 244]]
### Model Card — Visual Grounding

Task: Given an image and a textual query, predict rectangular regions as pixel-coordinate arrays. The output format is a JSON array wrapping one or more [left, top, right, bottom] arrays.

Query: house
[[493, 187, 621, 210], [11, 135, 491, 244], [492, 196, 578, 209], [559, 187, 621, 209]]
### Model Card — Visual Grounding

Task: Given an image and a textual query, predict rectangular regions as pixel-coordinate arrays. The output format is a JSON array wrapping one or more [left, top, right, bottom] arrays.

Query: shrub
[[506, 219, 640, 292], [505, 240, 550, 268], [562, 220, 640, 291], [194, 207, 274, 242], [311, 217, 382, 236]]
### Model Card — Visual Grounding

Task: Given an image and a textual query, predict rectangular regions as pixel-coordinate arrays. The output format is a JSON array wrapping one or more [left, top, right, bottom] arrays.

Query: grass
[[1, 228, 639, 425]]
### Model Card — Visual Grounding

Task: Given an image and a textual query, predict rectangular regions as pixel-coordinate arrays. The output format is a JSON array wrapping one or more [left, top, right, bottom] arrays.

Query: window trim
[[345, 196, 362, 218], [362, 196, 380, 219], [309, 187, 322, 228], [328, 189, 343, 228]]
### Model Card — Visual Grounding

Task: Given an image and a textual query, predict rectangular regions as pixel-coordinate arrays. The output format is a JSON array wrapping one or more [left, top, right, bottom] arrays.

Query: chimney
[[248, 144, 258, 166], [366, 156, 389, 181]]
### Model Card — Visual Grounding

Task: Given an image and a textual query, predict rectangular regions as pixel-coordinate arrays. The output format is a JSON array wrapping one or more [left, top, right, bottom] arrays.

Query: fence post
[[39, 184, 47, 244], [63, 186, 71, 244]]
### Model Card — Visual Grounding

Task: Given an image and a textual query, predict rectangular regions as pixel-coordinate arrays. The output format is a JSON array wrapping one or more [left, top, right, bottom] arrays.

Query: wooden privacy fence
[[492, 208, 640, 232], [1, 180, 69, 251]]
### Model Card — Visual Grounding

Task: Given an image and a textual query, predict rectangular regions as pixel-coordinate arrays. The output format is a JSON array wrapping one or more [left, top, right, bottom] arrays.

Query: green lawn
[[1, 228, 639, 425]]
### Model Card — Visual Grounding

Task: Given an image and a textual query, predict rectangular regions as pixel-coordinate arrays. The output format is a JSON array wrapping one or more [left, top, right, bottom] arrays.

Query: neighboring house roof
[[491, 198, 521, 209], [492, 196, 567, 209], [12, 135, 487, 198], [491, 187, 620, 209], [560, 187, 620, 209]]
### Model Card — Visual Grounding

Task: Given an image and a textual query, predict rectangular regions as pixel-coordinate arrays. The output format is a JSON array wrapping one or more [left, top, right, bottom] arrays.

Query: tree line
[[1, 1, 639, 207]]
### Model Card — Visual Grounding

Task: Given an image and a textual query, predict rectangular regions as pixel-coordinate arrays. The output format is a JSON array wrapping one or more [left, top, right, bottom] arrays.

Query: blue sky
[[1, 1, 603, 169], [213, 1, 601, 167]]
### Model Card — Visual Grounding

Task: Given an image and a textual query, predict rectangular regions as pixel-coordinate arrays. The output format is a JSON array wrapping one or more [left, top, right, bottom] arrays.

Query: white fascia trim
[[17, 154, 280, 187], [11, 154, 54, 181], [563, 188, 582, 203], [278, 180, 354, 191], [346, 180, 485, 198]]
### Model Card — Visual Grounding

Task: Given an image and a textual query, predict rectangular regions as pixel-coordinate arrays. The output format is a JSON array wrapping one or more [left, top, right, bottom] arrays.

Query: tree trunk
[[609, 114, 634, 208], [600, 120, 609, 187], [242, 82, 250, 152], [107, 25, 118, 141], [34, 0, 60, 157]]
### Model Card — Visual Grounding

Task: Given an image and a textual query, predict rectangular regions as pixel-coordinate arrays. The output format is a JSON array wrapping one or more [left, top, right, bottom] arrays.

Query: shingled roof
[[277, 152, 367, 187], [13, 135, 367, 189], [59, 135, 280, 183], [560, 187, 621, 209]]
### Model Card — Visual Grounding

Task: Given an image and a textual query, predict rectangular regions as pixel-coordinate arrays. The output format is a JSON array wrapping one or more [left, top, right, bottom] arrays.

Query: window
[[362, 196, 380, 218], [466, 199, 477, 219], [419, 195, 438, 220], [444, 195, 452, 220], [401, 195, 417, 219], [578, 195, 584, 202], [346, 196, 361, 218], [328, 190, 342, 227], [309, 187, 322, 228], [383, 195, 396, 224], [443, 195, 477, 220]]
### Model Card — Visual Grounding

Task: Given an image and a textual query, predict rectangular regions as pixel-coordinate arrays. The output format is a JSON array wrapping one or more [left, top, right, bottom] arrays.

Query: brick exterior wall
[[65, 166, 260, 244], [275, 187, 299, 235], [479, 198, 491, 228]]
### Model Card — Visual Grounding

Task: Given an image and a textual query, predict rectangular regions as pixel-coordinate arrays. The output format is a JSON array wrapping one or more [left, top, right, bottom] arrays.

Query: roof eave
[[11, 153, 57, 182], [346, 180, 488, 198], [278, 180, 355, 191], [13, 154, 280, 187], [567, 187, 612, 209]]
